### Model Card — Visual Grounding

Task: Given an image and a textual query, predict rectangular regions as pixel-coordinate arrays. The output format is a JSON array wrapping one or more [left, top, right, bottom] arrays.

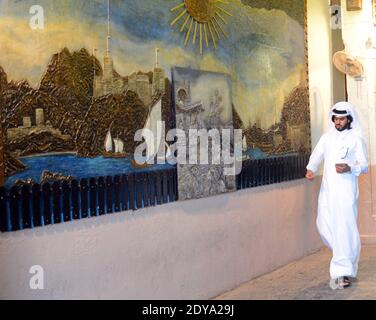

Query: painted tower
[[152, 48, 166, 96], [94, 0, 126, 97]]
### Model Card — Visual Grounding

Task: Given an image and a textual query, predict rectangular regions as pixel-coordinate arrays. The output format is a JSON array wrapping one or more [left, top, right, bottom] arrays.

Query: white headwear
[[328, 101, 364, 141]]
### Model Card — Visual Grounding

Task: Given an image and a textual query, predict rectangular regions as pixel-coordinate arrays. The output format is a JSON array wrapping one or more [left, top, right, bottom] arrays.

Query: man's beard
[[335, 125, 347, 131]]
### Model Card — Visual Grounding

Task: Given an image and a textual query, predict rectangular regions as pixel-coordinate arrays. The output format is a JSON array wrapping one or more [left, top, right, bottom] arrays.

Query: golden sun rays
[[170, 0, 233, 54]]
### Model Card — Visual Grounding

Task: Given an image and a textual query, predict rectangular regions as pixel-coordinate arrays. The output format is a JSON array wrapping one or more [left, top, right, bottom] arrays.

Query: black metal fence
[[0, 168, 178, 233], [236, 154, 310, 189], [0, 154, 310, 233]]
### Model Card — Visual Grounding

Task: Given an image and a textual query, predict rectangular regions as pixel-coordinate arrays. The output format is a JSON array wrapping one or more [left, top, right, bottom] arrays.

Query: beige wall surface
[[340, 0, 376, 243], [0, 179, 322, 299]]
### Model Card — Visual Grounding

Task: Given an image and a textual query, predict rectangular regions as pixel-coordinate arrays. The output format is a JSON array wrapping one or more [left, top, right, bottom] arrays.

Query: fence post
[[142, 173, 149, 208], [156, 171, 162, 205], [275, 158, 279, 183], [246, 161, 251, 188], [0, 187, 8, 232], [9, 186, 21, 231], [114, 175, 121, 212], [128, 173, 135, 210], [89, 177, 97, 216], [264, 158, 269, 185], [162, 170, 168, 203], [173, 168, 178, 200], [148, 172, 156, 206], [271, 157, 276, 184], [52, 181, 62, 224], [283, 156, 290, 181], [42, 183, 52, 225], [286, 156, 292, 181], [291, 156, 296, 180], [31, 184, 42, 227], [277, 157, 283, 183], [264, 158, 268, 184], [167, 169, 175, 202], [80, 178, 88, 218], [295, 155, 299, 179], [106, 176, 114, 213], [297, 155, 302, 178], [21, 184, 32, 229], [62, 181, 71, 222], [250, 160, 255, 187], [121, 174, 129, 211], [301, 154, 307, 178], [256, 160, 261, 186], [97, 177, 105, 215], [134, 173, 143, 209], [71, 180, 80, 220]]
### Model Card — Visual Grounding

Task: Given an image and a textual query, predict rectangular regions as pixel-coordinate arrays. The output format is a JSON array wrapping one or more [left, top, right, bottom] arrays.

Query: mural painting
[[172, 67, 236, 200], [0, 0, 310, 192]]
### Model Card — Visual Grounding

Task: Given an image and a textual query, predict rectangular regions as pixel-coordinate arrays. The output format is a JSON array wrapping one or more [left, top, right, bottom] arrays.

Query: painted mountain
[[0, 47, 173, 184]]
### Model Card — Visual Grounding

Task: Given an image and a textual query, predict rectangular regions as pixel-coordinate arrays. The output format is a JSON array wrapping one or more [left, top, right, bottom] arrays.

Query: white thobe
[[307, 129, 368, 278]]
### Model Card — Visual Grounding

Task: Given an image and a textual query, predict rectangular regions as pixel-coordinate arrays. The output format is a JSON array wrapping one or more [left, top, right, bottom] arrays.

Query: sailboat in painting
[[103, 129, 127, 158], [104, 130, 112, 153], [131, 98, 170, 168], [158, 142, 173, 163], [242, 135, 250, 161]]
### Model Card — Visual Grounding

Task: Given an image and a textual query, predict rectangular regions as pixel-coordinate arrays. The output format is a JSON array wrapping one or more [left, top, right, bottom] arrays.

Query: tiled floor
[[214, 246, 376, 300]]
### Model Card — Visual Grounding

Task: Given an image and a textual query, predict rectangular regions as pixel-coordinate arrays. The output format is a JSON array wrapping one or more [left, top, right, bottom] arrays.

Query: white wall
[[0, 179, 322, 300], [340, 0, 376, 243], [0, 0, 331, 299], [307, 0, 334, 148]]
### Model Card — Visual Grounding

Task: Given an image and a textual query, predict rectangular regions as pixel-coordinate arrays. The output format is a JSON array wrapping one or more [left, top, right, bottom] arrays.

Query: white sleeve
[[351, 138, 368, 176], [306, 135, 326, 174]]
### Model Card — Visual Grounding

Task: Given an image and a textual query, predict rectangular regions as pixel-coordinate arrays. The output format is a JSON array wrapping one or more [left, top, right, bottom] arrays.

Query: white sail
[[242, 136, 247, 151], [114, 139, 118, 153], [157, 142, 172, 163], [113, 138, 124, 153], [166, 143, 172, 158], [118, 139, 124, 153], [165, 143, 174, 163], [144, 99, 162, 160], [105, 130, 112, 152]]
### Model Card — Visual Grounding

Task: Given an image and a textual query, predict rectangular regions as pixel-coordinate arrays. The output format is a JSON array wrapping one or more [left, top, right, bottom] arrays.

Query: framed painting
[[172, 67, 237, 200]]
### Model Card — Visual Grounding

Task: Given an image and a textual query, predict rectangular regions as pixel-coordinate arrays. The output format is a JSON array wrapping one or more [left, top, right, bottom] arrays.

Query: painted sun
[[170, 0, 233, 54]]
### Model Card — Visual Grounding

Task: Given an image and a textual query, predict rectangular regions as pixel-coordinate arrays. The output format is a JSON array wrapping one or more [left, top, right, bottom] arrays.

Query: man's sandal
[[343, 276, 351, 284], [329, 276, 351, 290]]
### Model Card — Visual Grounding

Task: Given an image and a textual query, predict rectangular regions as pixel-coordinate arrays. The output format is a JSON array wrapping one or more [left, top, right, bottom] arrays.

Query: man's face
[[334, 116, 348, 131]]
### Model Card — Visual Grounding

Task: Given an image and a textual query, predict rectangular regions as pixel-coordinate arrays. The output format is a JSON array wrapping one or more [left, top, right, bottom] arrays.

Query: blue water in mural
[[5, 154, 175, 188], [248, 148, 267, 160], [4, 148, 283, 187], [247, 148, 298, 160]]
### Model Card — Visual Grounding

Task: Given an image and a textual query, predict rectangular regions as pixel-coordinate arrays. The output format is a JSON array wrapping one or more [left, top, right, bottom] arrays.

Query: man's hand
[[305, 170, 314, 180], [335, 163, 351, 174]]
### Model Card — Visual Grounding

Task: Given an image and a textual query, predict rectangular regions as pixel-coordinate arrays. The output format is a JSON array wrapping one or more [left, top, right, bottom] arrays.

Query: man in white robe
[[305, 101, 368, 290]]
